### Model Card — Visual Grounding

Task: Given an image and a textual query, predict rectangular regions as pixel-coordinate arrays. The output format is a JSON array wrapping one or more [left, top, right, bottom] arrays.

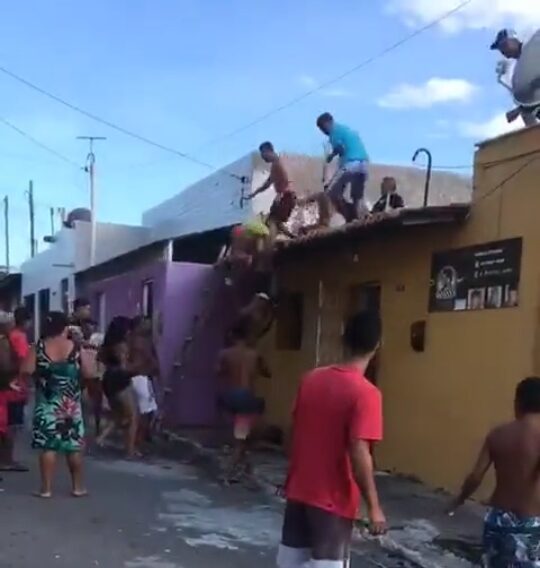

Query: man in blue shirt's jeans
[[317, 112, 369, 223]]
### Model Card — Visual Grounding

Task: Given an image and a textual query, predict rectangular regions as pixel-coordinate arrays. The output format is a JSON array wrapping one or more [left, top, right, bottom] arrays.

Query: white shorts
[[131, 375, 158, 415]]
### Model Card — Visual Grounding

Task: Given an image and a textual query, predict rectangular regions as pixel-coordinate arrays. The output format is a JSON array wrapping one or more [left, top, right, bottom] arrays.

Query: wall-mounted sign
[[429, 238, 522, 312]]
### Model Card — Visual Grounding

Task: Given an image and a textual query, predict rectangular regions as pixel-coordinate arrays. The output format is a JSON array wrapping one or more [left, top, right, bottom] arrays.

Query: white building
[[142, 152, 274, 241], [21, 219, 149, 336]]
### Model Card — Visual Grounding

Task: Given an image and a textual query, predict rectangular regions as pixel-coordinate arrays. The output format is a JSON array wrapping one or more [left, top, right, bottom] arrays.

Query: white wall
[[21, 228, 76, 308], [21, 221, 151, 337], [142, 154, 258, 241], [74, 222, 150, 272]]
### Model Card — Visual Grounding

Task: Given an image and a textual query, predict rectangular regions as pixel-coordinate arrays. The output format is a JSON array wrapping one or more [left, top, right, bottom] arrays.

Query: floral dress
[[32, 340, 84, 453]]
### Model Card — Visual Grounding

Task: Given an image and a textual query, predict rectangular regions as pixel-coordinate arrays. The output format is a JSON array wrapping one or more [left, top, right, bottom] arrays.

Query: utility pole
[[49, 207, 55, 236], [3, 196, 9, 273], [77, 136, 106, 267], [28, 180, 36, 257]]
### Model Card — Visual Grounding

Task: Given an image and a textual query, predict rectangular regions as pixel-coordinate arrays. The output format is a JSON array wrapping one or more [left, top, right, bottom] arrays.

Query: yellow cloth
[[243, 218, 269, 238]]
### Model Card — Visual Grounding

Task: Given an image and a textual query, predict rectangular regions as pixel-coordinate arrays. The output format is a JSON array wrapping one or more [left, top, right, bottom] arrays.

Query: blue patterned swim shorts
[[483, 508, 540, 567]]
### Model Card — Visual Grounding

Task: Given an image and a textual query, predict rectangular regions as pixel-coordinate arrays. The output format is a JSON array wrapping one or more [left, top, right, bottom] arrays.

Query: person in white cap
[[491, 28, 540, 127]]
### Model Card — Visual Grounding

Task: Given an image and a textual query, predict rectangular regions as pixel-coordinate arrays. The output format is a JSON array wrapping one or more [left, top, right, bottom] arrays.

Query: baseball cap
[[490, 29, 518, 50]]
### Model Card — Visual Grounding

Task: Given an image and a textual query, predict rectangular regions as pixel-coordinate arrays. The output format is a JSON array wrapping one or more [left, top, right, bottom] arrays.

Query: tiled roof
[[276, 204, 470, 253]]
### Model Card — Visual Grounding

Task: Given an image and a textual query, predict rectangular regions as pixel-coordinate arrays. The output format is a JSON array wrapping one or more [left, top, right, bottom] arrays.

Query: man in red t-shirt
[[0, 307, 32, 472], [277, 311, 385, 568], [248, 142, 296, 240]]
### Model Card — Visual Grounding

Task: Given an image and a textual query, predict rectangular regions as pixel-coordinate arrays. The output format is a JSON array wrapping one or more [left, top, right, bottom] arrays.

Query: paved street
[[0, 442, 417, 568]]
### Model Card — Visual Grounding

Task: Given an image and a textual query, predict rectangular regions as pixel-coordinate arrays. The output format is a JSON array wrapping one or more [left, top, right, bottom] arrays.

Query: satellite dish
[[64, 208, 91, 228], [512, 29, 540, 110]]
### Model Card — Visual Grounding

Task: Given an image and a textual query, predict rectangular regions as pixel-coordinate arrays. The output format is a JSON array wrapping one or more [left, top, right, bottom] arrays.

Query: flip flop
[[71, 490, 89, 498], [33, 491, 52, 499]]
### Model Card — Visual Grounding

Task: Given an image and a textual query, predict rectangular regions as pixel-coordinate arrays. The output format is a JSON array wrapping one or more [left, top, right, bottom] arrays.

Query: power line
[[196, 0, 475, 149], [0, 65, 240, 178], [0, 0, 473, 174], [0, 116, 81, 169], [432, 164, 473, 170]]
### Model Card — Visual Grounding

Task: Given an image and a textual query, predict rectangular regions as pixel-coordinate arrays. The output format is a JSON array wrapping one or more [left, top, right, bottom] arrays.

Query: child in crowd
[[130, 316, 160, 448], [449, 377, 540, 567]]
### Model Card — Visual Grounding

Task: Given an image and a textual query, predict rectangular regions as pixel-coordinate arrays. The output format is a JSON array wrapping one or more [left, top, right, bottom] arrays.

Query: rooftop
[[276, 204, 470, 254]]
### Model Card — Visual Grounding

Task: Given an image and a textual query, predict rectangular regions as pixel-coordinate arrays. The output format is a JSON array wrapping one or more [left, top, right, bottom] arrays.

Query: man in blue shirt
[[317, 112, 369, 223]]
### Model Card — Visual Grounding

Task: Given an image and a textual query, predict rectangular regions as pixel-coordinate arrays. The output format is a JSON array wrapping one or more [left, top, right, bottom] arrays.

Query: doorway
[[38, 288, 50, 339], [345, 282, 381, 384]]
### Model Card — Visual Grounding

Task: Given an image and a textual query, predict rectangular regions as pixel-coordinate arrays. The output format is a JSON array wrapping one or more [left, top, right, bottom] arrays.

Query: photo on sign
[[504, 285, 518, 308], [467, 288, 485, 310], [486, 286, 503, 309]]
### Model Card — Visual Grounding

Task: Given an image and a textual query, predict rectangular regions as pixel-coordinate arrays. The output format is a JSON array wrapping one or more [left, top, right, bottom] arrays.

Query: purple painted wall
[[81, 259, 258, 428], [85, 260, 168, 325], [163, 266, 261, 428], [160, 262, 214, 426]]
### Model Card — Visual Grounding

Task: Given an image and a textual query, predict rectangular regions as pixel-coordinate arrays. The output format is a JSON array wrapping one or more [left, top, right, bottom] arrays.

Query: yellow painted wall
[[257, 125, 540, 495]]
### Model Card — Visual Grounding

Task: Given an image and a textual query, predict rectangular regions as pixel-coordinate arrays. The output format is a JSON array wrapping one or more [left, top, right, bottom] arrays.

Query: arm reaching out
[[447, 438, 492, 514], [249, 176, 273, 199]]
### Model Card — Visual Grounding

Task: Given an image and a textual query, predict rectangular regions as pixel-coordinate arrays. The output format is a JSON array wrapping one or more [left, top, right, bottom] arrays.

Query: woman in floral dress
[[23, 311, 93, 498]]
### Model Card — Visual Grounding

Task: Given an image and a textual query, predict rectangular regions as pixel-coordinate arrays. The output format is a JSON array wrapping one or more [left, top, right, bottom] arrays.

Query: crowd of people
[[0, 298, 161, 498], [1, 94, 539, 564]]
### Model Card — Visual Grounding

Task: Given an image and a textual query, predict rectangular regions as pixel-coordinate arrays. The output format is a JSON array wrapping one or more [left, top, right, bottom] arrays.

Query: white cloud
[[387, 0, 540, 34], [296, 75, 354, 98], [458, 111, 522, 139], [378, 78, 478, 109]]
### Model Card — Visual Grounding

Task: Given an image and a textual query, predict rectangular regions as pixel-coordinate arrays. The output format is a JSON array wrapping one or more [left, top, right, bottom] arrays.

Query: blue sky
[[0, 0, 538, 265]]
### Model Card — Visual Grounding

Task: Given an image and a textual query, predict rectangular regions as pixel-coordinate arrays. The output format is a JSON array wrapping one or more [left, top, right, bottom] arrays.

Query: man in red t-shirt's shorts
[[277, 311, 386, 568]]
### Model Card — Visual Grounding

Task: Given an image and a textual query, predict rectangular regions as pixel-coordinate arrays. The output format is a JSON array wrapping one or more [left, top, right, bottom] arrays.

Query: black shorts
[[8, 401, 25, 427], [218, 388, 265, 416], [269, 192, 297, 224], [278, 500, 353, 565]]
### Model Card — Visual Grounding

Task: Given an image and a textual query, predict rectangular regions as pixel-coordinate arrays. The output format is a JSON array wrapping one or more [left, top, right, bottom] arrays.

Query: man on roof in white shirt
[[491, 28, 540, 127]]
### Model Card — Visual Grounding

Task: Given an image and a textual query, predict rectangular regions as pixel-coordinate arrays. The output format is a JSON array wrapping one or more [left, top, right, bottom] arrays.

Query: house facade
[[257, 124, 540, 496], [20, 218, 149, 337], [72, 152, 471, 428]]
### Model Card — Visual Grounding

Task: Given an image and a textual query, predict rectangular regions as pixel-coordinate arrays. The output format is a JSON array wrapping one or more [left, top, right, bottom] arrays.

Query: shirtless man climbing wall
[[216, 321, 271, 485]]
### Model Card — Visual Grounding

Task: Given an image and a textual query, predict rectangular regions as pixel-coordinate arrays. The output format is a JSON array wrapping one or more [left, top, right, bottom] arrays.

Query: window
[[61, 278, 69, 314], [345, 283, 381, 384], [38, 288, 50, 338], [275, 292, 303, 351], [142, 281, 154, 319], [96, 292, 106, 333]]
